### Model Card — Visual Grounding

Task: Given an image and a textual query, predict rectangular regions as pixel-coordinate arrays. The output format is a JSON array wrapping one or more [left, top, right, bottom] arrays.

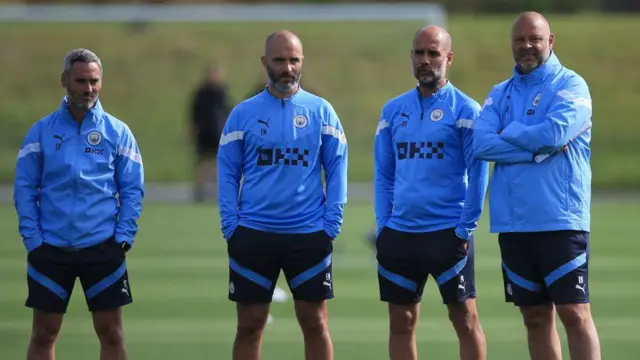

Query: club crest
[[533, 93, 541, 107], [430, 109, 444, 122], [293, 115, 308, 128], [87, 131, 102, 146]]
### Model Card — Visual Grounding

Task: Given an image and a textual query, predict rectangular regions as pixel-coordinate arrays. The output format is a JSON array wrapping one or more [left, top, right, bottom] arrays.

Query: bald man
[[374, 25, 489, 360], [218, 30, 347, 360], [473, 12, 600, 360]]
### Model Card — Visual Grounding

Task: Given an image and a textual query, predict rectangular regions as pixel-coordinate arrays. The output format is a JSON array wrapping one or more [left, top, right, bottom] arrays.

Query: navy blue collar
[[512, 51, 562, 85], [59, 96, 105, 124]]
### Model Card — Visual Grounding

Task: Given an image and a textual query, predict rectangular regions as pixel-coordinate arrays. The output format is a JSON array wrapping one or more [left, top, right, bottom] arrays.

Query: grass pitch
[[0, 200, 639, 359]]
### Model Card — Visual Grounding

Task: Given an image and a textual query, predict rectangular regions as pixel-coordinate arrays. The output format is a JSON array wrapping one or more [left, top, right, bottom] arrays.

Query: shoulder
[[382, 89, 415, 114], [556, 67, 589, 92], [26, 110, 60, 137], [103, 112, 134, 135], [449, 86, 482, 116]]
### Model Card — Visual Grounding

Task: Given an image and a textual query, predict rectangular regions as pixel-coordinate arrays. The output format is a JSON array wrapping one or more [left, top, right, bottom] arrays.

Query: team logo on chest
[[430, 109, 444, 122], [293, 114, 308, 128], [533, 93, 541, 107], [87, 131, 102, 146]]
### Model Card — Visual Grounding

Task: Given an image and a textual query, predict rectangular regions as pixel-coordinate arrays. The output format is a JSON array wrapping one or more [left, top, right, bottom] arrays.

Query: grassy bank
[[1, 14, 638, 187]]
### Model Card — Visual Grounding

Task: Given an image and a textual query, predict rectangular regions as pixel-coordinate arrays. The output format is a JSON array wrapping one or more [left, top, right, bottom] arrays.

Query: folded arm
[[500, 76, 592, 154], [473, 94, 536, 163]]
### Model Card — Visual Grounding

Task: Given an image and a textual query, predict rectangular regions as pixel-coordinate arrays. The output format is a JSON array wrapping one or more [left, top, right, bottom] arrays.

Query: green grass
[[0, 15, 639, 187], [1, 200, 639, 358]]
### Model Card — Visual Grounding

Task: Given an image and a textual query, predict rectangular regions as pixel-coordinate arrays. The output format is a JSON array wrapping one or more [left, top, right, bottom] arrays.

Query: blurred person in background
[[189, 63, 231, 202], [473, 12, 600, 360], [218, 30, 347, 360], [14, 48, 144, 360], [374, 26, 489, 360]]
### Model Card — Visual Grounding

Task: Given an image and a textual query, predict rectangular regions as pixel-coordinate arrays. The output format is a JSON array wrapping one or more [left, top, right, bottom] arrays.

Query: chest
[[41, 124, 116, 175], [502, 83, 557, 126], [243, 108, 323, 167], [390, 104, 459, 144]]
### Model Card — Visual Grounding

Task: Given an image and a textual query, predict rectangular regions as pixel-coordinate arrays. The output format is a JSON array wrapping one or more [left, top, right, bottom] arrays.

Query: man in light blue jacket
[[14, 48, 144, 360], [473, 12, 601, 360]]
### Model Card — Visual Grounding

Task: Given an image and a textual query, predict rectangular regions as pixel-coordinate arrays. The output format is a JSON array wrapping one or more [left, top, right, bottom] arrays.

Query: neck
[[267, 83, 299, 99], [67, 105, 86, 123], [419, 78, 447, 98]]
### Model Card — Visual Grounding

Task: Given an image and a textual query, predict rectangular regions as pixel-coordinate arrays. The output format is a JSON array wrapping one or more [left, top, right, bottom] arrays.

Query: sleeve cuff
[[455, 227, 471, 241], [23, 235, 44, 253]]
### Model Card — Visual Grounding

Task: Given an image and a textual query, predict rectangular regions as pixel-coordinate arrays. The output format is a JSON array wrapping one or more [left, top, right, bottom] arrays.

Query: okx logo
[[397, 141, 445, 160], [257, 147, 310, 167]]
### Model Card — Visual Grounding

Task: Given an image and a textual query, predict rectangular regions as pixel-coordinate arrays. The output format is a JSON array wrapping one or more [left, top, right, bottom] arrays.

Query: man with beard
[[473, 12, 600, 360], [14, 48, 144, 360], [373, 25, 489, 360], [217, 30, 347, 360]]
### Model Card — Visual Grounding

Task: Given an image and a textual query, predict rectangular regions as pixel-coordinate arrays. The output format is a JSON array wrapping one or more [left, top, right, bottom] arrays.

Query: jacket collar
[[415, 80, 453, 101], [59, 96, 105, 124], [259, 85, 305, 103], [512, 51, 562, 85]]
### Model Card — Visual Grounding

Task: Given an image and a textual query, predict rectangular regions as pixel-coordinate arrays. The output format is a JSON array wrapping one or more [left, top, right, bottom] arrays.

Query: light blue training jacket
[[473, 52, 592, 233], [14, 97, 144, 252], [217, 88, 348, 240], [374, 82, 489, 240]]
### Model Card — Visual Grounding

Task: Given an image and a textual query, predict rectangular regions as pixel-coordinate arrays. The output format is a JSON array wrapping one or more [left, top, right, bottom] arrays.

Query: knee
[[448, 306, 480, 334], [30, 324, 61, 348], [390, 308, 417, 336], [521, 305, 555, 331], [95, 323, 124, 347], [297, 308, 328, 337], [557, 304, 592, 329], [237, 306, 270, 338]]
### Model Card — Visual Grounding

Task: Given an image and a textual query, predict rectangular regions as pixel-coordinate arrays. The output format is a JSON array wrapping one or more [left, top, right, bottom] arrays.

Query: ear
[[261, 55, 267, 68], [549, 32, 554, 49], [447, 51, 454, 67], [60, 72, 66, 88]]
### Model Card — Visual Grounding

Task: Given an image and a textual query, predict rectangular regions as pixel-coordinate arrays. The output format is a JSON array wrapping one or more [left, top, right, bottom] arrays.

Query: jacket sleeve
[[500, 75, 592, 154], [321, 104, 348, 240], [373, 106, 395, 235], [473, 89, 536, 163], [456, 104, 490, 241], [14, 122, 44, 252], [115, 124, 145, 247], [217, 108, 244, 240]]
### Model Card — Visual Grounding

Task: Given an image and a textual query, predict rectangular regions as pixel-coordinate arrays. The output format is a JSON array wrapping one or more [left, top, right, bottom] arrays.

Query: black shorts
[[227, 226, 333, 303], [26, 238, 131, 313], [499, 230, 590, 307], [376, 227, 475, 305]]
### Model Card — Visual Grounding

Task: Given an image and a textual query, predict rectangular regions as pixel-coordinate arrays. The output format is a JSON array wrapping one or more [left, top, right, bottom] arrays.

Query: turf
[[1, 200, 639, 359], [1, 14, 640, 188]]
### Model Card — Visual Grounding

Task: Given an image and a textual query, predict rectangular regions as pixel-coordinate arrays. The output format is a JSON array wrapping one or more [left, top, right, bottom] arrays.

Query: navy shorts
[[227, 225, 333, 303], [499, 230, 590, 306], [376, 227, 475, 305], [26, 238, 131, 313]]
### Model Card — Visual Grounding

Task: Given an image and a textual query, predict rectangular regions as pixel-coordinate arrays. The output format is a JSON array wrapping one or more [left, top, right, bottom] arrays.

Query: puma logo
[[575, 284, 586, 294], [322, 281, 332, 290]]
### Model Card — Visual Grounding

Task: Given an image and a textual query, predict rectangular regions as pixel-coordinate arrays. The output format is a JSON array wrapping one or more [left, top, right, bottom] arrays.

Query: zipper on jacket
[[69, 120, 82, 248]]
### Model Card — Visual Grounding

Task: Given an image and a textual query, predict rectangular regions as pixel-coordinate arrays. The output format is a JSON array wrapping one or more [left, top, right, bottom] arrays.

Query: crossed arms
[[473, 76, 592, 164]]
